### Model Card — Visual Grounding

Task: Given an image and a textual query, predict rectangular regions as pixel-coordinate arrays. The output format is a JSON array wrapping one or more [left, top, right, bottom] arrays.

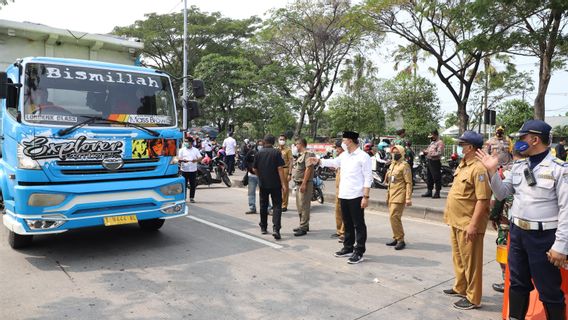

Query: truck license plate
[[104, 215, 138, 226]]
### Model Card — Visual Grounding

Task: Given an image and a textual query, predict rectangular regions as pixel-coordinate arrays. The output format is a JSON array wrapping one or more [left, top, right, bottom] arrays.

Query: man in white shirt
[[223, 132, 237, 175], [178, 137, 203, 203], [201, 135, 213, 159], [309, 131, 373, 264]]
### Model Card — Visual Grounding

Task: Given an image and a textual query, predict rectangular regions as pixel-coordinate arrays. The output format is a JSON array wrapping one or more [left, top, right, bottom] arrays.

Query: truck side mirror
[[0, 72, 7, 99], [192, 79, 205, 99], [185, 99, 202, 121]]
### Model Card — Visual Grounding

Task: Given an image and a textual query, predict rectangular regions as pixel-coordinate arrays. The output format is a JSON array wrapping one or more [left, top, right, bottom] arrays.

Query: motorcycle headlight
[[18, 145, 41, 170]]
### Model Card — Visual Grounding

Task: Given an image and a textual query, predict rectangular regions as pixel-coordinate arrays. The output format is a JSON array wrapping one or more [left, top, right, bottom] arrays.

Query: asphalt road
[[1, 185, 503, 320]]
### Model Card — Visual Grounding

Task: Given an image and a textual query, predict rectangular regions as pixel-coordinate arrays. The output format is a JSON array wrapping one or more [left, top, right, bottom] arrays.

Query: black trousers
[[182, 171, 197, 199], [340, 197, 367, 255], [259, 187, 282, 231], [225, 154, 235, 174], [426, 159, 442, 191], [509, 224, 564, 305]]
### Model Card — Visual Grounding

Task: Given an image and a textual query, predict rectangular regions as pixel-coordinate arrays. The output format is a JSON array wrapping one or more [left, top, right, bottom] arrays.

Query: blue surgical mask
[[514, 140, 529, 152], [184, 143, 190, 148]]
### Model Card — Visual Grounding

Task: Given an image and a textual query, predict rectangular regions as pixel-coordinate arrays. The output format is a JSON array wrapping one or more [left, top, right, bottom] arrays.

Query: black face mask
[[393, 154, 402, 161], [430, 137, 437, 141]]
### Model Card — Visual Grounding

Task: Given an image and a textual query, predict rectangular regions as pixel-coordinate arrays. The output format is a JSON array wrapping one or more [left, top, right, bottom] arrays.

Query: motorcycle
[[315, 153, 336, 180], [311, 173, 325, 204], [196, 154, 232, 187], [414, 151, 453, 187], [372, 157, 391, 189]]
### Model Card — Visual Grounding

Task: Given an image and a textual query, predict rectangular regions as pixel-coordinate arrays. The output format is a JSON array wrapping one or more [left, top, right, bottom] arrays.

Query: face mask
[[341, 143, 348, 151], [292, 144, 298, 156], [184, 143, 190, 148], [430, 137, 437, 141], [514, 140, 529, 153], [393, 154, 402, 161], [278, 140, 285, 146], [257, 145, 263, 150], [460, 146, 469, 157], [496, 132, 503, 137]]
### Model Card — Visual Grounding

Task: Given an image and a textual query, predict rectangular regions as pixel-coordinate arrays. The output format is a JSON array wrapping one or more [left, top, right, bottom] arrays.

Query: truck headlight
[[26, 219, 66, 230], [28, 193, 66, 207], [18, 145, 41, 170], [160, 183, 183, 195]]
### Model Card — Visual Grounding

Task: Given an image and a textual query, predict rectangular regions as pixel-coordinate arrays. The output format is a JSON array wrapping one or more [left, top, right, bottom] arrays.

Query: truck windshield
[[23, 63, 176, 127]]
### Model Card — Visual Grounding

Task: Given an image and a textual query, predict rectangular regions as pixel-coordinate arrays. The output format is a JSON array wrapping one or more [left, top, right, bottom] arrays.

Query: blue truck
[[0, 57, 194, 248]]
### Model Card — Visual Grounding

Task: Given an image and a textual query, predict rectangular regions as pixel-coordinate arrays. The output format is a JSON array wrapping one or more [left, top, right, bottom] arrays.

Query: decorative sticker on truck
[[24, 114, 78, 123], [22, 136, 124, 161], [108, 114, 172, 125], [132, 139, 177, 159]]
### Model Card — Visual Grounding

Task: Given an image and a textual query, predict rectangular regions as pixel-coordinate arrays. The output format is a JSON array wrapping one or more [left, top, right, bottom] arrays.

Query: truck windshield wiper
[[57, 116, 160, 137]]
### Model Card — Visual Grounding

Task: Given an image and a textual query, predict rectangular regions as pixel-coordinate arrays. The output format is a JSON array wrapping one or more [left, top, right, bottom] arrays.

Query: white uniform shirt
[[321, 148, 373, 200], [201, 139, 212, 152], [223, 137, 237, 155], [178, 147, 202, 172]]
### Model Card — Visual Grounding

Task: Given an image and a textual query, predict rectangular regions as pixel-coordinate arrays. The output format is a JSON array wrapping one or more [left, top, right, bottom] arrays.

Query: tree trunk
[[534, 58, 551, 120], [295, 100, 310, 138], [457, 101, 469, 135]]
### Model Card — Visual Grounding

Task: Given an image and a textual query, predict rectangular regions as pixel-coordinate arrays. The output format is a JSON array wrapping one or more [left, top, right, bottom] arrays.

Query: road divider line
[[187, 216, 283, 249]]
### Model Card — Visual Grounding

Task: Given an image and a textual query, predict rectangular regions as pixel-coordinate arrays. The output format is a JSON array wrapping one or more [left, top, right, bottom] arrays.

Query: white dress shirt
[[178, 147, 202, 172], [223, 137, 237, 155], [321, 148, 373, 200], [201, 139, 212, 152]]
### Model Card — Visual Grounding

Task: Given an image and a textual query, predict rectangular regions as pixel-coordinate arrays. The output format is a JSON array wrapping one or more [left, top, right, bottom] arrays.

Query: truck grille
[[55, 158, 160, 175]]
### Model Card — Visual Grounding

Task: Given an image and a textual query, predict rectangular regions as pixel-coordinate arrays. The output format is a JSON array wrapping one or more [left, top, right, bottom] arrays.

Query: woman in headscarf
[[385, 145, 413, 250]]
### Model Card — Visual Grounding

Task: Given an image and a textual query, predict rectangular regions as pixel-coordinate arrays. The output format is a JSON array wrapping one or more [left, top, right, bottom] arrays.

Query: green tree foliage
[[496, 99, 534, 134], [360, 0, 517, 134], [258, 0, 366, 138], [444, 112, 459, 129], [327, 55, 386, 138], [384, 73, 441, 145], [113, 7, 259, 97]]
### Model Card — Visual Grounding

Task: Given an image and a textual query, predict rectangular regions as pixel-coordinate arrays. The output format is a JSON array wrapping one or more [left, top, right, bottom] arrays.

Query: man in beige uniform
[[442, 131, 492, 310], [385, 145, 413, 250], [292, 138, 315, 236], [331, 140, 345, 241], [278, 134, 293, 212]]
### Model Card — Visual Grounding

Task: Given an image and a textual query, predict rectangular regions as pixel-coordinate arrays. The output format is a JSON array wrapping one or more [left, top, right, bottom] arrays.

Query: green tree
[[384, 73, 441, 145], [361, 0, 517, 134], [444, 112, 459, 129], [503, 0, 568, 120], [496, 99, 534, 133], [258, 0, 367, 138], [113, 7, 259, 97]]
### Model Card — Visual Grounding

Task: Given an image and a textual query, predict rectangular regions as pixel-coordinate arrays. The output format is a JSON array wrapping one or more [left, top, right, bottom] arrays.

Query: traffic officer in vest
[[291, 138, 315, 236], [476, 120, 568, 320], [483, 125, 513, 169], [385, 145, 413, 250]]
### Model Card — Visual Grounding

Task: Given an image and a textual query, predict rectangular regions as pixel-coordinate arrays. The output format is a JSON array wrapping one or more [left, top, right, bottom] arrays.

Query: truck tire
[[8, 231, 33, 249], [138, 218, 165, 231]]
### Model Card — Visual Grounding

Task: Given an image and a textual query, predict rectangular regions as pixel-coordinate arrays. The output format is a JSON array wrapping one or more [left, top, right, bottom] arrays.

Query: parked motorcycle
[[311, 173, 325, 204], [372, 158, 390, 189], [196, 154, 232, 187], [414, 151, 453, 187]]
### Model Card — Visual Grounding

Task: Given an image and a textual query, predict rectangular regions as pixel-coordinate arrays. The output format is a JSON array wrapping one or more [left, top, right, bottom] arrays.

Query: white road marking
[[187, 216, 283, 249]]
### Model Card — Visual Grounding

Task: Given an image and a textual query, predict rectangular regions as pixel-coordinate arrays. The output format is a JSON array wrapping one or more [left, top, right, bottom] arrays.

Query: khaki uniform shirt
[[386, 160, 413, 204], [293, 151, 315, 183], [425, 139, 444, 160], [444, 157, 492, 231], [483, 136, 513, 167], [280, 146, 293, 169]]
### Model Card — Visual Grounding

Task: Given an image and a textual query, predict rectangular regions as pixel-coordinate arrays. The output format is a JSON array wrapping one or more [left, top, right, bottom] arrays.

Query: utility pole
[[483, 57, 490, 138], [182, 0, 188, 131]]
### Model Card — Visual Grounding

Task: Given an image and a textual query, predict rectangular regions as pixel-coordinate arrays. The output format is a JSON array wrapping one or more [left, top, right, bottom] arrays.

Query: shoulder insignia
[[478, 174, 485, 182], [513, 159, 527, 164], [553, 158, 568, 167]]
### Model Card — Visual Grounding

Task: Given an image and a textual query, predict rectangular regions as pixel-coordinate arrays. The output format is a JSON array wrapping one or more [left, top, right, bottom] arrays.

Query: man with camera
[[476, 120, 568, 320]]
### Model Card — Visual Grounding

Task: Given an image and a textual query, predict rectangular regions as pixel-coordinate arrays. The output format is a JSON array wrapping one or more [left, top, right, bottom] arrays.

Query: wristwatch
[[363, 195, 370, 199]]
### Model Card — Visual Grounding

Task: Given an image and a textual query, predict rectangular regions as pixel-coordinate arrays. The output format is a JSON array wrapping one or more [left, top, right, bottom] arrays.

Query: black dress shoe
[[330, 233, 340, 238], [395, 241, 406, 250], [260, 228, 268, 234], [293, 226, 309, 232], [492, 283, 505, 293], [432, 192, 440, 199], [386, 239, 398, 246], [282, 208, 288, 212], [273, 231, 281, 240], [294, 229, 307, 236], [421, 191, 433, 197]]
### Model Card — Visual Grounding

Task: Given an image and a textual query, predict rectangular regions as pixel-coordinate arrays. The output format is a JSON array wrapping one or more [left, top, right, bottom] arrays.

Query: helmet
[[451, 152, 459, 161], [201, 155, 211, 165], [217, 149, 226, 157], [244, 138, 249, 144], [378, 141, 389, 151], [364, 143, 372, 151]]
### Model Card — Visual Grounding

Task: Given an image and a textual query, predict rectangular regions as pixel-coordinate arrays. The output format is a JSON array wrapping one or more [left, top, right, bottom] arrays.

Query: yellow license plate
[[104, 215, 138, 226]]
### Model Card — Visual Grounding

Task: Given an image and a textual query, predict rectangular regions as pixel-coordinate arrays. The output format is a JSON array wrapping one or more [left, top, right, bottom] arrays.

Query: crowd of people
[[178, 120, 568, 317]]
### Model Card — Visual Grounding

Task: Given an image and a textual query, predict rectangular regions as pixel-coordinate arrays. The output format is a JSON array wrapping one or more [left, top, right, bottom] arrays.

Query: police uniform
[[489, 120, 568, 319], [386, 145, 413, 245], [483, 134, 513, 168], [443, 131, 492, 307], [293, 150, 315, 232], [280, 145, 293, 210]]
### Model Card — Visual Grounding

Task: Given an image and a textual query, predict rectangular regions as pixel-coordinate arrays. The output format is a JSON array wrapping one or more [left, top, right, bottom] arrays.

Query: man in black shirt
[[556, 137, 566, 161], [253, 134, 288, 239]]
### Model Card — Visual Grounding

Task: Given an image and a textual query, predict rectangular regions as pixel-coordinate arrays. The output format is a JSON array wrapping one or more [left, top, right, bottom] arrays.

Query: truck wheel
[[138, 218, 165, 231], [8, 231, 33, 249]]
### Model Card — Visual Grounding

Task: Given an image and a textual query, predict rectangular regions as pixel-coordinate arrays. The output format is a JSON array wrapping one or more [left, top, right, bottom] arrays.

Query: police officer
[[476, 120, 568, 320], [422, 129, 445, 198], [291, 138, 315, 236], [385, 145, 413, 250], [483, 125, 513, 169], [443, 131, 492, 310]]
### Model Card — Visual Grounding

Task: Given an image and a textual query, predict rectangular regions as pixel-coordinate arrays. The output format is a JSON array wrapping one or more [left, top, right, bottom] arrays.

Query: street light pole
[[182, 0, 188, 131]]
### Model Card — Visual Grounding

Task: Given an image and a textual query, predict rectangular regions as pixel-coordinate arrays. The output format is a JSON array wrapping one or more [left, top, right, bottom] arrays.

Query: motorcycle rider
[[178, 137, 202, 203], [386, 145, 413, 250]]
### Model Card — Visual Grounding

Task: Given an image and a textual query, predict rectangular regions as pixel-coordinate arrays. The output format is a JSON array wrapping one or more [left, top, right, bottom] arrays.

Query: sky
[[1, 0, 567, 121]]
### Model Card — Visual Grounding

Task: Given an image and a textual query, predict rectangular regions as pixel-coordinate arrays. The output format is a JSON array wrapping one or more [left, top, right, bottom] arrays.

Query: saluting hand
[[475, 149, 499, 173]]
